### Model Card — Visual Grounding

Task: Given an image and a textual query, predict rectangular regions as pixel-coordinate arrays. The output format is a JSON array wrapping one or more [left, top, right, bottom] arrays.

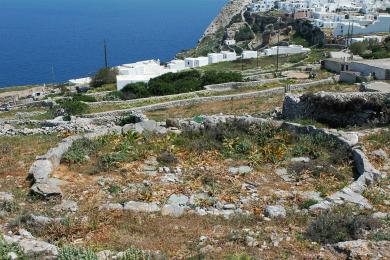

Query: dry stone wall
[[283, 92, 390, 127]]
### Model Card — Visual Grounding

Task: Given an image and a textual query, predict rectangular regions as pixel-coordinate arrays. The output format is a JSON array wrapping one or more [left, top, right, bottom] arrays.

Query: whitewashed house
[[248, 0, 277, 13], [221, 51, 238, 61], [242, 51, 258, 59], [184, 57, 209, 68], [333, 15, 390, 36], [224, 39, 236, 46], [167, 59, 186, 72], [208, 53, 224, 64], [262, 45, 310, 56], [116, 60, 173, 90], [277, 0, 308, 13]]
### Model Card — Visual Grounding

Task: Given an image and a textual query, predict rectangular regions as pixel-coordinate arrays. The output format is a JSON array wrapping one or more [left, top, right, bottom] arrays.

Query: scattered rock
[[264, 205, 286, 218], [30, 182, 62, 199], [157, 151, 178, 165], [246, 236, 259, 247], [275, 168, 294, 182], [167, 194, 189, 206], [0, 192, 14, 202], [372, 212, 390, 219], [27, 159, 52, 184], [52, 200, 78, 212], [228, 166, 253, 175], [123, 201, 160, 213], [333, 240, 390, 260], [99, 203, 124, 211], [291, 157, 310, 163], [223, 204, 236, 210], [4, 229, 58, 258], [371, 149, 388, 160], [161, 205, 185, 217]]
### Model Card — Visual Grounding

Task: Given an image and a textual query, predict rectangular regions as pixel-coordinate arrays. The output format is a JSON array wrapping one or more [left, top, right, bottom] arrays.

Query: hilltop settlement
[[0, 0, 390, 259]]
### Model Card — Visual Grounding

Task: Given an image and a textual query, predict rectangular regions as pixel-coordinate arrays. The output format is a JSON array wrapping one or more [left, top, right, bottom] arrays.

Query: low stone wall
[[283, 92, 390, 127], [203, 79, 280, 91], [27, 126, 123, 198], [169, 115, 381, 211], [84, 77, 337, 121]]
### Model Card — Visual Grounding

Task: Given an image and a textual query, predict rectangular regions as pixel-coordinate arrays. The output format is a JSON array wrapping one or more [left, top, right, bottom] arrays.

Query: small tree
[[90, 67, 118, 88]]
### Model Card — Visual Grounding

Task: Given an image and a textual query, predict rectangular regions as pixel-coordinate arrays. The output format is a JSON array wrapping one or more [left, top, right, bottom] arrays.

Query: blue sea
[[0, 0, 226, 87]]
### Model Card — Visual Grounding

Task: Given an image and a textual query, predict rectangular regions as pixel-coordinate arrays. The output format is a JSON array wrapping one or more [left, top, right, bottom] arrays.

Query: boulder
[[264, 205, 287, 218], [30, 182, 62, 199], [161, 205, 185, 217], [167, 194, 189, 206], [333, 240, 390, 260], [4, 230, 58, 258], [27, 159, 53, 184]]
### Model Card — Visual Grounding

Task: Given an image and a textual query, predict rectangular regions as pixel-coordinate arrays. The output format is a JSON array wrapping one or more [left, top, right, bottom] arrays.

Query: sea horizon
[[0, 0, 226, 88]]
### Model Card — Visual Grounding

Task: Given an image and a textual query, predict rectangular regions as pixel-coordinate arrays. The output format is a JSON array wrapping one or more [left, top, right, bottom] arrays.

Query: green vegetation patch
[[120, 70, 242, 100], [305, 206, 381, 244]]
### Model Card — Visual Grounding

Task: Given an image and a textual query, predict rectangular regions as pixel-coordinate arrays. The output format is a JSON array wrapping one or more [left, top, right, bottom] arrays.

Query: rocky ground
[[0, 67, 389, 259]]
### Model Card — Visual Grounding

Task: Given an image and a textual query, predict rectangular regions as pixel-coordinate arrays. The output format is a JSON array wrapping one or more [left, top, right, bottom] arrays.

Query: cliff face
[[201, 0, 252, 39]]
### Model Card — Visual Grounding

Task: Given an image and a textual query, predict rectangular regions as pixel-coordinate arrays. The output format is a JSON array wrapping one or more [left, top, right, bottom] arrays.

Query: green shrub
[[121, 82, 150, 99], [62, 138, 99, 164], [90, 68, 118, 88], [104, 91, 124, 101], [305, 206, 381, 244], [120, 247, 149, 260], [201, 70, 242, 86], [120, 70, 242, 100], [119, 114, 141, 126], [299, 199, 318, 209], [0, 200, 19, 213], [58, 246, 97, 260], [235, 26, 254, 42], [57, 100, 89, 116]]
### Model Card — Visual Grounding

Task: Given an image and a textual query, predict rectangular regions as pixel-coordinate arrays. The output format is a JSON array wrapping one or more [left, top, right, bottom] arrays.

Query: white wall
[[333, 15, 390, 36]]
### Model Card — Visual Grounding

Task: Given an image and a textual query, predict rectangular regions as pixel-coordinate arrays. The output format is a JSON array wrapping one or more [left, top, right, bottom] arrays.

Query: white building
[[208, 53, 224, 64], [242, 51, 258, 59], [184, 57, 209, 68], [262, 45, 310, 56], [224, 39, 237, 46], [248, 0, 277, 13], [167, 59, 186, 72], [116, 60, 173, 90], [277, 0, 308, 12], [221, 51, 238, 61], [333, 15, 390, 36]]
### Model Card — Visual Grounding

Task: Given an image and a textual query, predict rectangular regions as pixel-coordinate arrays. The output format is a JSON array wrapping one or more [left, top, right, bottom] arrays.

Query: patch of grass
[[58, 246, 97, 260], [62, 138, 103, 164], [0, 134, 61, 176], [0, 234, 26, 259], [299, 199, 318, 210], [366, 131, 390, 150]]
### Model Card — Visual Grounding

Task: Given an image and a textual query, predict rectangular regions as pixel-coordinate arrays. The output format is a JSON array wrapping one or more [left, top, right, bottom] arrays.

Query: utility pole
[[346, 21, 351, 48], [257, 50, 259, 67], [104, 39, 108, 68], [276, 18, 280, 73], [241, 54, 244, 71]]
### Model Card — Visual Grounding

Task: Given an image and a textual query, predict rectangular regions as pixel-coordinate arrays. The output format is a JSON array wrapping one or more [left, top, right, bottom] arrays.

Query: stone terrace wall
[[84, 77, 337, 121], [283, 92, 390, 128]]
